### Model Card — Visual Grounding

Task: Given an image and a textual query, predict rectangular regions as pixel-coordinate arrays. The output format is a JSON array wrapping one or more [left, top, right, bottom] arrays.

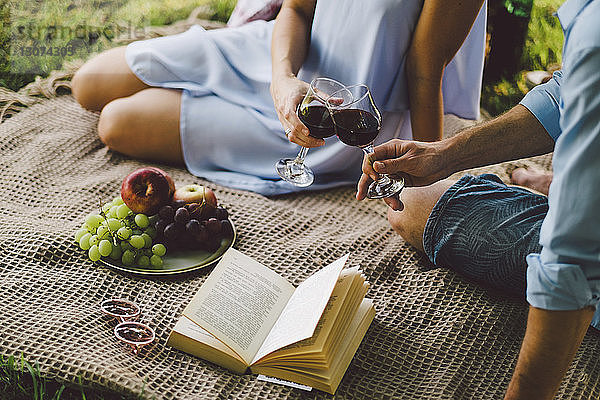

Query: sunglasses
[[100, 298, 155, 354]]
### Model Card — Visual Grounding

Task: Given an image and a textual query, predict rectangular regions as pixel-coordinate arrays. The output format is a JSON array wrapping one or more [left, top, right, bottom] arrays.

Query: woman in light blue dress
[[72, 0, 487, 196]]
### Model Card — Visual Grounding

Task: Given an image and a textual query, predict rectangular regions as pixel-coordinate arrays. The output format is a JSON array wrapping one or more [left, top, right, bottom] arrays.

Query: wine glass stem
[[285, 146, 309, 177], [294, 146, 309, 165], [362, 146, 391, 184]]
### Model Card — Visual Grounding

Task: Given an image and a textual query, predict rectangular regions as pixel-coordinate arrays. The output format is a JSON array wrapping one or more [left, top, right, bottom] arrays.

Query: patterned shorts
[[423, 174, 549, 297]]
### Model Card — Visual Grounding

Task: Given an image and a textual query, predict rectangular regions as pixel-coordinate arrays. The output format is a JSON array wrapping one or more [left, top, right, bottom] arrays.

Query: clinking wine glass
[[327, 84, 404, 199], [275, 77, 347, 187]]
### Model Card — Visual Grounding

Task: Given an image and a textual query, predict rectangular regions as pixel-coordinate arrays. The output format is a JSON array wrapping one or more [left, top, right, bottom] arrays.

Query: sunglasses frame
[[101, 298, 156, 354]]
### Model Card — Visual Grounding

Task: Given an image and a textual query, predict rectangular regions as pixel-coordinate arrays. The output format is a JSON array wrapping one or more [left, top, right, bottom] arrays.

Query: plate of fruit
[[74, 167, 236, 276]]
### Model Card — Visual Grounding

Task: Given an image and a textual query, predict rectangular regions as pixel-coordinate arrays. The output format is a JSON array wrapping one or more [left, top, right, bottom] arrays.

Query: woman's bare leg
[[387, 179, 456, 252], [98, 88, 184, 164], [72, 46, 150, 111]]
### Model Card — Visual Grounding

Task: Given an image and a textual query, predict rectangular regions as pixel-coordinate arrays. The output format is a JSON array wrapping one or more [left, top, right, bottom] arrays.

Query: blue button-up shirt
[[520, 0, 600, 328]]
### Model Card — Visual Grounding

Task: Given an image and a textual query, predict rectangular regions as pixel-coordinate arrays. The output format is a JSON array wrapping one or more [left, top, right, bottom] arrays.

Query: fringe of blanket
[[0, 59, 83, 122], [0, 6, 226, 123]]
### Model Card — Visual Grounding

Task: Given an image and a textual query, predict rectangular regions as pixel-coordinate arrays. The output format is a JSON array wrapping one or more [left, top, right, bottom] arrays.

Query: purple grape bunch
[[154, 202, 233, 252]]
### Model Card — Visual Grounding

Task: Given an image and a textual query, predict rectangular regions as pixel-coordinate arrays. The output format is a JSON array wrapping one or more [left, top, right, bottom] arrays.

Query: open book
[[167, 248, 375, 394]]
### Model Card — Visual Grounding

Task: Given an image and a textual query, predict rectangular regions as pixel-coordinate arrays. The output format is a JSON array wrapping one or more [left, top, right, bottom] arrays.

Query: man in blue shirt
[[357, 0, 600, 398]]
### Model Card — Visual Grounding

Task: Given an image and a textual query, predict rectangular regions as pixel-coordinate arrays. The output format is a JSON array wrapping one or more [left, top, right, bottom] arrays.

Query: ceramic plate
[[98, 219, 236, 276]]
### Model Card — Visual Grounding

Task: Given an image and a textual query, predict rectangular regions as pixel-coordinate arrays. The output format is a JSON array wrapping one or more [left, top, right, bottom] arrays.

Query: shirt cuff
[[526, 253, 598, 310], [519, 71, 562, 141]]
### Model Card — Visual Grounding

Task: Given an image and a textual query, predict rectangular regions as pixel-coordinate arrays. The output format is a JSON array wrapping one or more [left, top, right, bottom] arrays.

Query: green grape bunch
[[74, 196, 166, 268]]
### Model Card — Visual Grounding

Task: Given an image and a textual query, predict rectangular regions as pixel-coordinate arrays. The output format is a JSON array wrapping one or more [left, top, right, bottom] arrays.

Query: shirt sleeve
[[519, 70, 563, 141], [526, 48, 600, 312]]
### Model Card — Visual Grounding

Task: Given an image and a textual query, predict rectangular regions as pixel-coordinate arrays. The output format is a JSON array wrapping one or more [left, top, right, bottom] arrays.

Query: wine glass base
[[367, 177, 405, 199], [276, 158, 315, 187]]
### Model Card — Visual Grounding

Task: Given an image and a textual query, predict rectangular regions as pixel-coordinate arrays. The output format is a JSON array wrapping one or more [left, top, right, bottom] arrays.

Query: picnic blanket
[[2, 8, 600, 397], [1, 92, 600, 399]]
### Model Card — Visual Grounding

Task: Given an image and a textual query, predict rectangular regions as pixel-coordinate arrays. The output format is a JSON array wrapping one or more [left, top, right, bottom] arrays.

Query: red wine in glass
[[276, 77, 346, 187], [328, 84, 404, 199], [333, 109, 379, 147], [297, 105, 335, 139]]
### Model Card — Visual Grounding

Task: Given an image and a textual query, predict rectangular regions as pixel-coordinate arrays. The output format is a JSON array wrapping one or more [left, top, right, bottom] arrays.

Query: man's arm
[[513, 38, 600, 399], [361, 30, 600, 400], [358, 68, 563, 199], [406, 0, 484, 142], [443, 105, 554, 173], [505, 306, 594, 400], [356, 104, 554, 204]]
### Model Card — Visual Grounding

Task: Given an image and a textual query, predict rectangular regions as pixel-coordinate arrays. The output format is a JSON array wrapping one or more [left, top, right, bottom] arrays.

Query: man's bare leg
[[510, 167, 553, 196], [387, 179, 456, 252]]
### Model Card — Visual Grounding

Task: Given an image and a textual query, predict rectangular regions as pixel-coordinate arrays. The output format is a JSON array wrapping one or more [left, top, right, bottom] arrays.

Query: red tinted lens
[[114, 321, 155, 346], [101, 298, 140, 320]]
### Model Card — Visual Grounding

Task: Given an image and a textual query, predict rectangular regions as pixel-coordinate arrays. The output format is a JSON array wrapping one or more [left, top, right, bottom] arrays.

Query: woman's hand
[[270, 75, 324, 148], [356, 139, 451, 208]]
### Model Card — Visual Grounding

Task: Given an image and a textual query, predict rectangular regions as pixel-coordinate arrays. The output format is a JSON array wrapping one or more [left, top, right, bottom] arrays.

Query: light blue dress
[[126, 0, 487, 196]]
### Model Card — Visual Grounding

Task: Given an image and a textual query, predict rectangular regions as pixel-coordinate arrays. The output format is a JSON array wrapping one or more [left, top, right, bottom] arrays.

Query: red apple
[[121, 167, 175, 215], [173, 184, 217, 207]]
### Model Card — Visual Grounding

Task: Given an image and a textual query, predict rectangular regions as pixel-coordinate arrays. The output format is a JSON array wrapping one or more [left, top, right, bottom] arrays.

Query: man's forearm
[[505, 306, 594, 400], [443, 105, 555, 175]]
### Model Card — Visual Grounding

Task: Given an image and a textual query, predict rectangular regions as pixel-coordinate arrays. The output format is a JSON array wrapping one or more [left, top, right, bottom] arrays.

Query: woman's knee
[[72, 47, 144, 111], [97, 98, 132, 151], [97, 88, 183, 163], [71, 64, 99, 111], [71, 49, 120, 111]]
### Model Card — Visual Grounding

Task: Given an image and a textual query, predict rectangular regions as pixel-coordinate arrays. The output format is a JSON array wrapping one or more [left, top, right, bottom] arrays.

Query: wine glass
[[275, 77, 347, 187], [327, 84, 404, 199]]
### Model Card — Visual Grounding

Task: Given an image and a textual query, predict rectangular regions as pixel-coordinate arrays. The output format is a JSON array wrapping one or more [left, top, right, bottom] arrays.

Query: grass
[[483, 0, 563, 115], [0, 0, 235, 91], [0, 353, 149, 399], [522, 0, 563, 71]]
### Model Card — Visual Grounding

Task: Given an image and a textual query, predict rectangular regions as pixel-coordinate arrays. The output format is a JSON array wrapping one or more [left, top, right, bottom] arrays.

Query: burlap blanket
[[1, 93, 599, 399]]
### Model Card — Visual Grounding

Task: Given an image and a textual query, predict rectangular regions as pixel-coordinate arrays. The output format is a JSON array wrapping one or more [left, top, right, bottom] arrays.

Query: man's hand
[[356, 139, 451, 208]]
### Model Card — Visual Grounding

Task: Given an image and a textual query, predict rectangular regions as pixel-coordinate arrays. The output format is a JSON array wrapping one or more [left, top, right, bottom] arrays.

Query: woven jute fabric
[[1, 96, 599, 400]]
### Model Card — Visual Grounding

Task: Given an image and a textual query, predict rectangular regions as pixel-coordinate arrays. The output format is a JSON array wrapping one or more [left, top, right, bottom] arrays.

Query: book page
[[168, 316, 248, 374], [250, 299, 375, 395], [183, 248, 295, 364], [251, 254, 349, 364], [256, 268, 361, 364], [170, 316, 241, 358]]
